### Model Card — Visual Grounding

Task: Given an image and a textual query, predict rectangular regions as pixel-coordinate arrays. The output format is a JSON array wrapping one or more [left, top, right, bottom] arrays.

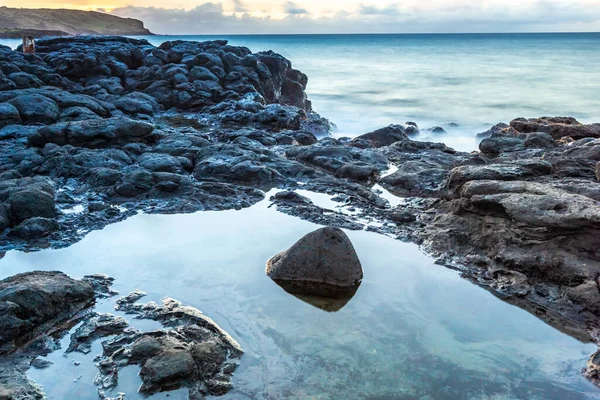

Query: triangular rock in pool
[[266, 226, 363, 299]]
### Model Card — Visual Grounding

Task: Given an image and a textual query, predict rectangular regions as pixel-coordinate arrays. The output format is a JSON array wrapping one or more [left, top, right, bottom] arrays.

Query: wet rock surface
[[1, 35, 600, 392], [95, 292, 243, 399], [0, 271, 94, 355], [0, 272, 243, 399], [0, 36, 325, 251], [0, 272, 113, 399]]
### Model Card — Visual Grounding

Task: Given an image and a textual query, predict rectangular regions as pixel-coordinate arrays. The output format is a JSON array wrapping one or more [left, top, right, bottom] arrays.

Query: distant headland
[[0, 6, 152, 38]]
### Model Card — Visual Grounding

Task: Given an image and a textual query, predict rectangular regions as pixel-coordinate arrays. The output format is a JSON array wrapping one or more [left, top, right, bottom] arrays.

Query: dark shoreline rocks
[[0, 271, 243, 399], [0, 271, 94, 355], [0, 35, 600, 394]]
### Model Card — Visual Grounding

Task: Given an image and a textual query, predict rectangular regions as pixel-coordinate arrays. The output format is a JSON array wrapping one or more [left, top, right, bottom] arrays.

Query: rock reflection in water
[[271, 279, 360, 312]]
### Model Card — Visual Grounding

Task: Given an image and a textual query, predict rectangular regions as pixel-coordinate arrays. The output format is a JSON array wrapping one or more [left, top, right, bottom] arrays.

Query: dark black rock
[[351, 125, 408, 148], [8, 189, 57, 225], [0, 271, 94, 354]]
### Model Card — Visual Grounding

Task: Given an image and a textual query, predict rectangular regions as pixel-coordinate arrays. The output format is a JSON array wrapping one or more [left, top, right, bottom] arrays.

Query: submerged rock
[[266, 226, 363, 298], [96, 293, 243, 398], [0, 270, 242, 399]]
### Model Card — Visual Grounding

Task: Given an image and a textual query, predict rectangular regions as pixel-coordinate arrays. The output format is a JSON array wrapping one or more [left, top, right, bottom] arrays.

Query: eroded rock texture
[[1, 35, 600, 391]]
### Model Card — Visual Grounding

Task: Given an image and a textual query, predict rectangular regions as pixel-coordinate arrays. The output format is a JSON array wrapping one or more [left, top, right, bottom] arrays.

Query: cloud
[[358, 5, 398, 16], [108, 0, 600, 34], [284, 1, 309, 15], [231, 0, 247, 12]]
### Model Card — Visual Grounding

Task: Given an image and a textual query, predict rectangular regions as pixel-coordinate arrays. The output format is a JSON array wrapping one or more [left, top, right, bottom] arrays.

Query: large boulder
[[266, 227, 363, 297], [351, 125, 408, 148], [8, 189, 57, 225], [8, 94, 59, 124]]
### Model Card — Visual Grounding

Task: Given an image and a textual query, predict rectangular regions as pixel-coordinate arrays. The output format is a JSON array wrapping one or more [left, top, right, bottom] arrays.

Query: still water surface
[[0, 191, 597, 399]]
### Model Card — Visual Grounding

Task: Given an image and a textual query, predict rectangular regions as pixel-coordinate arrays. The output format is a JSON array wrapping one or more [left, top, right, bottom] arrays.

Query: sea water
[[3, 33, 599, 151], [137, 33, 600, 151]]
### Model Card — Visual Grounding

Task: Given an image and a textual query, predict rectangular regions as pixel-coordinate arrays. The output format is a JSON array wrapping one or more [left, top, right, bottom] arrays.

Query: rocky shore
[[0, 35, 599, 396]]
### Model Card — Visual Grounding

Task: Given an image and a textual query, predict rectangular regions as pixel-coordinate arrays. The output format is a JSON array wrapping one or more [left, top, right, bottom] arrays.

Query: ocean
[[3, 33, 600, 150]]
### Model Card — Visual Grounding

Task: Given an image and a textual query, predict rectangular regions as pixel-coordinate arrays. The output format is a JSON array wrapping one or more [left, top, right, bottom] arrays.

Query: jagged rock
[[476, 122, 520, 138], [94, 294, 243, 397], [66, 313, 129, 354], [0, 271, 94, 354], [510, 117, 600, 140], [351, 125, 407, 148], [266, 227, 363, 297]]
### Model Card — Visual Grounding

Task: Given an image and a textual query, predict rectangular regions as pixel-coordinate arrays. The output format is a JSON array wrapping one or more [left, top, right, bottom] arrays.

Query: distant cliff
[[0, 7, 152, 38]]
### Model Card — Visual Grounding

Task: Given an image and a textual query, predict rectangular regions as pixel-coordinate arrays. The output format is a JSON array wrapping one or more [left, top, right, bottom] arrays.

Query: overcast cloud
[[104, 0, 600, 34]]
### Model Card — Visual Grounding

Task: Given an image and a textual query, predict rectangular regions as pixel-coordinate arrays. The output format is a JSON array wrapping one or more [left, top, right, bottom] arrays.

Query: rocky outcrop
[[0, 273, 242, 399], [97, 292, 243, 398], [266, 227, 363, 297], [0, 271, 94, 355], [418, 123, 600, 335], [0, 36, 329, 249], [510, 117, 600, 140], [0, 7, 152, 37]]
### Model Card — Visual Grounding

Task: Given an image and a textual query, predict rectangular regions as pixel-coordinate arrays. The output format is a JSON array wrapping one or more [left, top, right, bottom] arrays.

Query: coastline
[[0, 35, 599, 398]]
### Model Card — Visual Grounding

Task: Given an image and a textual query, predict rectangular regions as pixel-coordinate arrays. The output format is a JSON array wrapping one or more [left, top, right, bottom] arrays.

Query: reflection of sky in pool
[[1, 194, 596, 399]]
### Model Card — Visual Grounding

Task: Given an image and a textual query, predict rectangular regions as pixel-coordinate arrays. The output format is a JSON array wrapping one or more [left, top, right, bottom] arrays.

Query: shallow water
[[1, 190, 598, 399], [3, 33, 600, 151]]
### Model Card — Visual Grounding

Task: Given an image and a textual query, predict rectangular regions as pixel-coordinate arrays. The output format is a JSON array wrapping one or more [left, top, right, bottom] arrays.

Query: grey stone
[[266, 227, 363, 297]]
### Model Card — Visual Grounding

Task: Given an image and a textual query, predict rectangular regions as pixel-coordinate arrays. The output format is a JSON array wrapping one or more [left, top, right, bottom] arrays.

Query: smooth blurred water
[[3, 33, 600, 150], [136, 33, 600, 151], [0, 190, 597, 399]]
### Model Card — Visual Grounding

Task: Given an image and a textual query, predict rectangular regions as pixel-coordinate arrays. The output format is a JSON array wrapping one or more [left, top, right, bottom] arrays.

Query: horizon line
[[140, 31, 600, 36]]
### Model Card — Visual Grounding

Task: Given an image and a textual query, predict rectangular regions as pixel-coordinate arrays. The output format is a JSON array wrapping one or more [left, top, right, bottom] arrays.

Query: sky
[[5, 0, 600, 34]]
